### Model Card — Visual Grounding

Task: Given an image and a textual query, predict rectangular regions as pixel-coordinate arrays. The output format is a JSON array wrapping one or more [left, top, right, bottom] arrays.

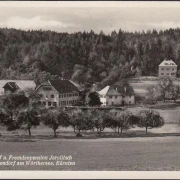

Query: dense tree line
[[1, 28, 180, 87]]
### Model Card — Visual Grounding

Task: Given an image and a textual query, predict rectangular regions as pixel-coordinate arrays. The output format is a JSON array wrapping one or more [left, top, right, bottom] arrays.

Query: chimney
[[115, 87, 118, 91], [124, 86, 126, 92]]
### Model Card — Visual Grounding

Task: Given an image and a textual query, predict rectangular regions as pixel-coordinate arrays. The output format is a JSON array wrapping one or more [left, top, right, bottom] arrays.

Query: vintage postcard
[[1, 1, 180, 179]]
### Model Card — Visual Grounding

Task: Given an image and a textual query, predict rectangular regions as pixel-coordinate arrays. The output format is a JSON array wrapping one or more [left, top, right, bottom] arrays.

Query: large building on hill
[[98, 84, 135, 106], [158, 60, 177, 78], [1, 80, 36, 95], [35, 79, 80, 108]]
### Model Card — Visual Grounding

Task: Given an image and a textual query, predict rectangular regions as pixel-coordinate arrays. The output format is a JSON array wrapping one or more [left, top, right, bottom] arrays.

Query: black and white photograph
[[1, 1, 180, 179]]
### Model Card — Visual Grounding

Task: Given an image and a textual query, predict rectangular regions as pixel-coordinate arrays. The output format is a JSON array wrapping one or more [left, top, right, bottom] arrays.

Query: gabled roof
[[0, 80, 36, 95], [3, 82, 20, 92], [49, 80, 79, 93], [36, 79, 79, 94], [98, 84, 135, 96], [98, 86, 110, 95], [107, 87, 121, 96], [112, 84, 135, 96], [159, 60, 177, 67]]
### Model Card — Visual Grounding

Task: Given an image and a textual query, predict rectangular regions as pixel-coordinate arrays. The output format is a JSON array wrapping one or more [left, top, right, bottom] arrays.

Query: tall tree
[[87, 92, 102, 106], [137, 109, 164, 135], [42, 108, 69, 138], [16, 107, 40, 136]]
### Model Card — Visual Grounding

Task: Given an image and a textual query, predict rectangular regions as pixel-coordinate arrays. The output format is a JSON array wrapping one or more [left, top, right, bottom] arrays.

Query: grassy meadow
[[1, 136, 180, 170]]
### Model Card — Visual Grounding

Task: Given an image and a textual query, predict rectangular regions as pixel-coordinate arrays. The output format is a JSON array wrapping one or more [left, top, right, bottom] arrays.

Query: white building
[[158, 60, 177, 78], [98, 84, 135, 106], [35, 79, 80, 108]]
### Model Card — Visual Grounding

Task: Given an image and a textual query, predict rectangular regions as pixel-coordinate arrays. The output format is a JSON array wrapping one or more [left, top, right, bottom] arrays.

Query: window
[[129, 95, 131, 98], [43, 87, 51, 91], [172, 68, 174, 71], [167, 73, 169, 75], [111, 102, 114, 105], [51, 95, 54, 98], [109, 96, 112, 99], [53, 102, 57, 107], [48, 102, 51, 106], [115, 96, 117, 99], [171, 73, 175, 75], [161, 68, 164, 70], [161, 73, 164, 75], [59, 95, 62, 98], [129, 101, 131, 104], [64, 94, 66, 98], [42, 101, 46, 106], [167, 68, 169, 70]]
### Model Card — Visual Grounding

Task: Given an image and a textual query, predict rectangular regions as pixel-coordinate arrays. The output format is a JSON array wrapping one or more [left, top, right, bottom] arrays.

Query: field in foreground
[[1, 136, 180, 171]]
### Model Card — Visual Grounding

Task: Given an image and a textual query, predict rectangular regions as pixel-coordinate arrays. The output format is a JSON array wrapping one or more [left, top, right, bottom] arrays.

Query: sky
[[1, 2, 180, 34]]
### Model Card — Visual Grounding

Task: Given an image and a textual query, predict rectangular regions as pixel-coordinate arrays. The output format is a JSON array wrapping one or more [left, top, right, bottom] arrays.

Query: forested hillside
[[0, 28, 180, 87]]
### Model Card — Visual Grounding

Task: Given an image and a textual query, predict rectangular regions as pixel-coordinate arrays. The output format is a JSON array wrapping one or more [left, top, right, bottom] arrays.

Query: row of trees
[[42, 108, 164, 137], [0, 91, 164, 137]]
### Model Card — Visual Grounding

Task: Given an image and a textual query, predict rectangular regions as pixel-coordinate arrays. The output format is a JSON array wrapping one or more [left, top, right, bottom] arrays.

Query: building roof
[[159, 60, 177, 67], [36, 79, 79, 94], [3, 82, 20, 92], [98, 84, 135, 96], [112, 84, 135, 96], [98, 86, 110, 95], [0, 80, 36, 95], [107, 88, 121, 96]]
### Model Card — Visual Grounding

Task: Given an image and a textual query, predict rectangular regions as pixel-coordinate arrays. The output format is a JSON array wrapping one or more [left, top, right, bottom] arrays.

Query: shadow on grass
[[1, 130, 180, 142]]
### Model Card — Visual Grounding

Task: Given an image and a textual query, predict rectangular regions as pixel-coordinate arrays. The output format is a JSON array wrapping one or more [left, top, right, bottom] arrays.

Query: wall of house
[[158, 66, 177, 78], [4, 89, 12, 94], [123, 95, 135, 105], [100, 95, 135, 106], [100, 96, 107, 106], [36, 85, 59, 107], [106, 95, 123, 106], [36, 85, 80, 107]]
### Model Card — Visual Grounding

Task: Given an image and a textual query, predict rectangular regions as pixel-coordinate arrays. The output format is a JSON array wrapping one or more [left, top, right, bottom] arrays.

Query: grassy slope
[[128, 77, 180, 96]]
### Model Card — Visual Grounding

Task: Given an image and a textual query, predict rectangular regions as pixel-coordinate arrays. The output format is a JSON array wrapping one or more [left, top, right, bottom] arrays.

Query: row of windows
[[106, 101, 132, 105], [59, 100, 78, 106], [59, 93, 79, 98], [43, 87, 51, 91], [40, 101, 57, 107], [161, 73, 176, 76], [108, 95, 132, 99], [43, 93, 79, 99], [40, 100, 78, 107], [161, 68, 175, 71]]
